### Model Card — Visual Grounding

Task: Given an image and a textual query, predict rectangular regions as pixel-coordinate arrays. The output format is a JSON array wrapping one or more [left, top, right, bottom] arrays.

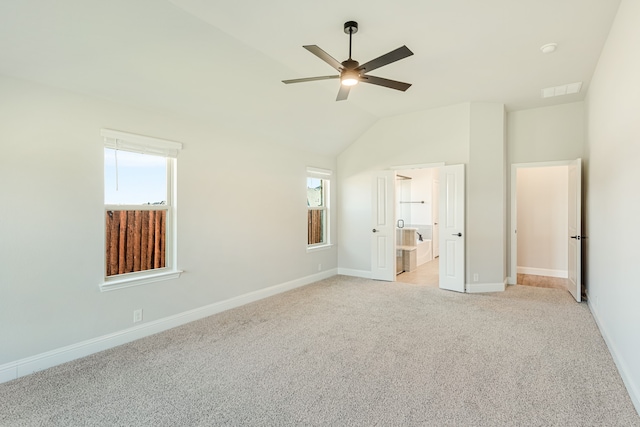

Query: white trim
[[337, 268, 372, 279], [466, 281, 506, 293], [517, 266, 568, 278], [0, 269, 337, 384], [100, 270, 182, 292], [101, 129, 182, 158], [390, 162, 445, 170], [105, 204, 168, 211], [588, 298, 640, 416], [511, 160, 574, 169], [306, 243, 334, 253], [306, 166, 333, 179]]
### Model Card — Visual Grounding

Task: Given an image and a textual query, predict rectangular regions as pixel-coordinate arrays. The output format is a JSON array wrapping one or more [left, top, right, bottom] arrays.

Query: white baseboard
[[337, 268, 372, 279], [517, 266, 568, 278], [0, 268, 337, 385], [587, 297, 640, 416], [467, 280, 507, 293]]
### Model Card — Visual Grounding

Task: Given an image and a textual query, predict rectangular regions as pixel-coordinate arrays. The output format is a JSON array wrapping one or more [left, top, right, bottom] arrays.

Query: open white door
[[567, 159, 582, 302], [371, 170, 396, 281], [439, 164, 465, 292]]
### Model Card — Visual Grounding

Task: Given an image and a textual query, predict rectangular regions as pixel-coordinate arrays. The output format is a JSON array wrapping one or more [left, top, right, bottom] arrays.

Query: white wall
[[337, 102, 507, 287], [508, 102, 585, 165], [0, 75, 337, 365], [467, 103, 506, 285], [409, 168, 434, 226], [396, 168, 434, 226], [516, 166, 568, 277], [584, 0, 640, 413]]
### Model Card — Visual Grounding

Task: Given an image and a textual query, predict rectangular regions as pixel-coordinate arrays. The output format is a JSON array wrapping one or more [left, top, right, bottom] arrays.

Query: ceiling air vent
[[541, 82, 583, 98]]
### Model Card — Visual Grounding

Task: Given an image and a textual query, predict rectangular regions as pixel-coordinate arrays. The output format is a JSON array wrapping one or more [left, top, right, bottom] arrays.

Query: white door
[[371, 170, 396, 281], [432, 177, 440, 258], [567, 159, 582, 302], [439, 165, 465, 292]]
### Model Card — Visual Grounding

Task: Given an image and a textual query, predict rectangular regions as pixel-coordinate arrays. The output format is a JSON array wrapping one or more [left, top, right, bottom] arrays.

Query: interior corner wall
[[0, 75, 337, 365], [584, 0, 640, 413], [467, 103, 506, 285]]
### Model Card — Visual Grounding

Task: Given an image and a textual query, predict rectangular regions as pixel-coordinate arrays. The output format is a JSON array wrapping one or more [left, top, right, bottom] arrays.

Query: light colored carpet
[[1, 276, 638, 426]]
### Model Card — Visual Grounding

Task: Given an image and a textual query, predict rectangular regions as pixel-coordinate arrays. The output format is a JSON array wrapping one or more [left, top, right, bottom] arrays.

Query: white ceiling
[[0, 0, 621, 156]]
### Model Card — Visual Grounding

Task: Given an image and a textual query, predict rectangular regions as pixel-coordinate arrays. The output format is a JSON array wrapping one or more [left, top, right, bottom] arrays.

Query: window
[[307, 167, 331, 248], [101, 129, 182, 290]]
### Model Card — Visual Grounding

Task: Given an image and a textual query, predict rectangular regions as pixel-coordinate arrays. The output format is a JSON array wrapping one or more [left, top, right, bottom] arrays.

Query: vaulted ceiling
[[0, 0, 621, 155]]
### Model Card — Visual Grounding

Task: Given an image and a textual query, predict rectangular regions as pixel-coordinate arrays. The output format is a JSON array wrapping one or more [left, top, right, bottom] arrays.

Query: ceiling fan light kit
[[282, 21, 413, 101], [341, 69, 360, 86]]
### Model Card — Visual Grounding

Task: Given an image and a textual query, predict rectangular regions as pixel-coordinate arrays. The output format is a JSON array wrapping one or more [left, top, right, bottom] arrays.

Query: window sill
[[100, 269, 182, 292], [307, 243, 334, 253]]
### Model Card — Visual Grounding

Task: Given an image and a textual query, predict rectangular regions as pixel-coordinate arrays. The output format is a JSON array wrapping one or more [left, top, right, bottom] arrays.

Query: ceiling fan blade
[[282, 75, 339, 84], [357, 45, 414, 74], [303, 45, 343, 71], [336, 85, 350, 101], [360, 75, 412, 92]]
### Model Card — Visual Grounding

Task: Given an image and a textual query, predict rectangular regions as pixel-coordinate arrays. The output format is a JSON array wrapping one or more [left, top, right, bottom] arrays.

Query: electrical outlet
[[318, 263, 322, 271], [473, 273, 479, 282], [133, 309, 143, 323]]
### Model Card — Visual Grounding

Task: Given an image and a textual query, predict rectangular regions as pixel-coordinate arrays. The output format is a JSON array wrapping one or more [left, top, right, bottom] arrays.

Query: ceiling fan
[[282, 21, 414, 101]]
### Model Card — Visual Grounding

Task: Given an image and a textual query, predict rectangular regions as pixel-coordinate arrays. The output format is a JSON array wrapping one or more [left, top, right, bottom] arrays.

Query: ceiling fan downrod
[[344, 21, 358, 61]]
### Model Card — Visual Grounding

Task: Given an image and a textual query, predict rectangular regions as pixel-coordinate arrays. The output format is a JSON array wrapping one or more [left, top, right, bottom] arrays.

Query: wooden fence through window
[[105, 210, 166, 276], [308, 209, 324, 245]]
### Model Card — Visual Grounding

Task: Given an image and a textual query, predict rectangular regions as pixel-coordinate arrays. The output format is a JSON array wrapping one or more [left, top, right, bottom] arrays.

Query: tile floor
[[396, 258, 439, 286], [396, 258, 568, 292]]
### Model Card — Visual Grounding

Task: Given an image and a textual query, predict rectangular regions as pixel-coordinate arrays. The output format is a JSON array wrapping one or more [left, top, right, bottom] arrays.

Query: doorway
[[371, 164, 465, 292], [394, 167, 440, 286], [510, 160, 582, 301]]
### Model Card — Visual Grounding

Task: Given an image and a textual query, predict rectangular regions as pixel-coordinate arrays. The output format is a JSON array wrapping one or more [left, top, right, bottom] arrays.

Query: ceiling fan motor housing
[[344, 21, 358, 34], [341, 59, 359, 70]]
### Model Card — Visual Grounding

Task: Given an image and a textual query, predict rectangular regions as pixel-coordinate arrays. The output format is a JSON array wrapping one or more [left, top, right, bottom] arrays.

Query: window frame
[[307, 167, 332, 251], [100, 129, 182, 291]]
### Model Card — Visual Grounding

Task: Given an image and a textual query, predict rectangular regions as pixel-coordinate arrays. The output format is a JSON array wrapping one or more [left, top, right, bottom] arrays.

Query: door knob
[[570, 235, 581, 240], [452, 232, 462, 237], [372, 229, 379, 233]]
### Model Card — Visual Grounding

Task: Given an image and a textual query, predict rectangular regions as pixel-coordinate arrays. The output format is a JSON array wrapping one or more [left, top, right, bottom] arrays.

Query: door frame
[[390, 162, 445, 264], [390, 162, 445, 171], [509, 160, 576, 285], [384, 163, 445, 281]]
